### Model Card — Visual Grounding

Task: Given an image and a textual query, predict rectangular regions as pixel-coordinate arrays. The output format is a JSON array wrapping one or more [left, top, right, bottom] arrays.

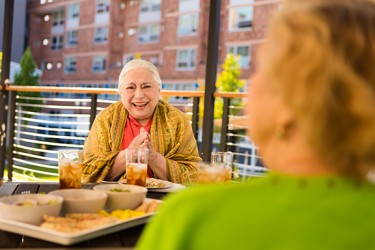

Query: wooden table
[[0, 182, 167, 249]]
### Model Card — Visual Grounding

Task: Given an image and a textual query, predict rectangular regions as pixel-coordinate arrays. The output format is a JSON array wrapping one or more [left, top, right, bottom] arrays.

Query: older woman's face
[[119, 67, 160, 123]]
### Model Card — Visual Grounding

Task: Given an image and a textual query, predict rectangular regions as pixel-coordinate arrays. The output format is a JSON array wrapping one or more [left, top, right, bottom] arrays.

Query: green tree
[[13, 47, 43, 118], [214, 53, 245, 119]]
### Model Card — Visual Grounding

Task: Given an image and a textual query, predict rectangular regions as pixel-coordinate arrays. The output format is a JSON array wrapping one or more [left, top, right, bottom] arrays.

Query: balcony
[[0, 85, 265, 183]]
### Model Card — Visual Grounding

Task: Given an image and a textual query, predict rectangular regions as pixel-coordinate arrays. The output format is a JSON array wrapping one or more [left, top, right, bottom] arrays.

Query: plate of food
[[145, 178, 173, 189], [0, 198, 160, 246], [120, 178, 173, 190]]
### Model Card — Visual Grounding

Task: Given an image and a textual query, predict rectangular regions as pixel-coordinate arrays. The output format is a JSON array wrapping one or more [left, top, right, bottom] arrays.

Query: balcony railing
[[1, 85, 265, 182]]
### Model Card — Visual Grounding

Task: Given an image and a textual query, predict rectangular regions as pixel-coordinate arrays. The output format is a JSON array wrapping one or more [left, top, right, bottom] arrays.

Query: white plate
[[149, 182, 186, 193], [0, 198, 158, 246]]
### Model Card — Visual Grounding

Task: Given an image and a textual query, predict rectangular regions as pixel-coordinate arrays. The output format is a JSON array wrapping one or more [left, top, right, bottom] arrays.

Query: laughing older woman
[[82, 59, 201, 184]]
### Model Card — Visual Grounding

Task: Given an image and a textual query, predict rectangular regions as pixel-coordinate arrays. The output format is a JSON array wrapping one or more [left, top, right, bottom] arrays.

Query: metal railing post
[[201, 0, 221, 162], [89, 94, 98, 129], [7, 91, 16, 181], [220, 97, 230, 152], [191, 96, 200, 139]]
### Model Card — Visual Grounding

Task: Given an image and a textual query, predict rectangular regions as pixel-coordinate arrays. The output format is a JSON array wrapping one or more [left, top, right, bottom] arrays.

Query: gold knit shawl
[[83, 100, 200, 184]]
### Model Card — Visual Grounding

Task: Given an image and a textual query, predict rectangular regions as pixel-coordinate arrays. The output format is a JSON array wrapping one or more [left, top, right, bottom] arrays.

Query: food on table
[[109, 188, 130, 192], [13, 198, 59, 207], [121, 178, 170, 189], [99, 209, 145, 220], [39, 200, 160, 233], [40, 213, 116, 233], [134, 200, 159, 213], [146, 178, 167, 188]]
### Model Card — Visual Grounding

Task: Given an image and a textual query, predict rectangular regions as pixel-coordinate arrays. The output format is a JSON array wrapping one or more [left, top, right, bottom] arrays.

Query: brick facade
[[27, 0, 279, 89]]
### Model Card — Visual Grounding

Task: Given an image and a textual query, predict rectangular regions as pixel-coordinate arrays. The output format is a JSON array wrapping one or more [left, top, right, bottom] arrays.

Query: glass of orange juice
[[125, 148, 149, 187], [58, 149, 83, 189]]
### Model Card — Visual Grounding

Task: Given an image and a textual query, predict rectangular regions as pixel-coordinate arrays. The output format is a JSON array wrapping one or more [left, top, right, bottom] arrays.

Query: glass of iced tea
[[58, 149, 83, 189], [197, 162, 226, 184], [125, 148, 149, 187], [211, 152, 234, 182]]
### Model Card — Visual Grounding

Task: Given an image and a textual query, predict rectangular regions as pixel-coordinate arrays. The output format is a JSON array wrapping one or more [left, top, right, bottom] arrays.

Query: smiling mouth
[[132, 102, 148, 108]]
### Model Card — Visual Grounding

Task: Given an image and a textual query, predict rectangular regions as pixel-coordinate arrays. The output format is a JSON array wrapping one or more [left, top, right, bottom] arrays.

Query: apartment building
[[27, 0, 279, 92]]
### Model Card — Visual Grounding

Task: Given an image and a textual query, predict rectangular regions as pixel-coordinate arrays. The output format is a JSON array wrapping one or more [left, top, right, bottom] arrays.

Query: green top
[[137, 173, 375, 250]]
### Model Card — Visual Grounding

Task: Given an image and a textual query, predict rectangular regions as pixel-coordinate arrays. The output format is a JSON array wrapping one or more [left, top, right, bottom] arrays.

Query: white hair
[[118, 59, 162, 93]]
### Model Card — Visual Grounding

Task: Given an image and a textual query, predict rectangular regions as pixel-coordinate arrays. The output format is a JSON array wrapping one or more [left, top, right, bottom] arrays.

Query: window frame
[[92, 55, 107, 72], [177, 13, 199, 36], [66, 30, 78, 47], [176, 48, 196, 71], [94, 26, 109, 44], [227, 45, 251, 68], [96, 0, 110, 14], [64, 57, 77, 74], [51, 36, 63, 50], [138, 23, 160, 43], [228, 5, 253, 31], [67, 3, 80, 19], [140, 0, 161, 13], [52, 10, 64, 27]]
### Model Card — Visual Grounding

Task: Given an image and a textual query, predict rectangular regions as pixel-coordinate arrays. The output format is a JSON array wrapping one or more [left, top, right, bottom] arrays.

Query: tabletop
[[0, 181, 168, 249]]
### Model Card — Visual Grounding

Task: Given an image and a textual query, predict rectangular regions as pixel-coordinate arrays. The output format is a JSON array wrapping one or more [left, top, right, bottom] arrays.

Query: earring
[[275, 127, 286, 139]]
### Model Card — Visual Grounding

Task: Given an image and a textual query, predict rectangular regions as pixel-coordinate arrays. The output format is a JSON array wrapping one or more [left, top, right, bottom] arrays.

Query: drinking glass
[[58, 149, 83, 189], [197, 162, 226, 184], [125, 148, 149, 187], [211, 152, 233, 181]]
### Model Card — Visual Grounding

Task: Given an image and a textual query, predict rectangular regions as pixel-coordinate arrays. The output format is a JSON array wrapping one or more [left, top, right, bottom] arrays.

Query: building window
[[67, 3, 80, 19], [138, 24, 160, 43], [179, 0, 199, 12], [149, 55, 160, 66], [96, 0, 110, 14], [92, 55, 106, 72], [140, 0, 161, 12], [94, 26, 108, 43], [123, 55, 135, 65], [229, 5, 253, 30], [228, 45, 250, 68], [178, 13, 198, 35], [52, 10, 64, 26], [66, 30, 78, 46], [176, 49, 196, 70], [64, 57, 77, 74], [51, 36, 63, 50]]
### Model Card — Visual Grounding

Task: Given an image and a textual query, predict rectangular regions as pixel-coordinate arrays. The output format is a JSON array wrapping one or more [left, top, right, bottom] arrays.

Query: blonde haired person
[[83, 59, 201, 184], [137, 0, 375, 249]]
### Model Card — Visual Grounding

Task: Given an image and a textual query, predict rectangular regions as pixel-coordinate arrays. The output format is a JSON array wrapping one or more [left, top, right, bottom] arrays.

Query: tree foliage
[[214, 53, 245, 119], [13, 47, 43, 117]]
